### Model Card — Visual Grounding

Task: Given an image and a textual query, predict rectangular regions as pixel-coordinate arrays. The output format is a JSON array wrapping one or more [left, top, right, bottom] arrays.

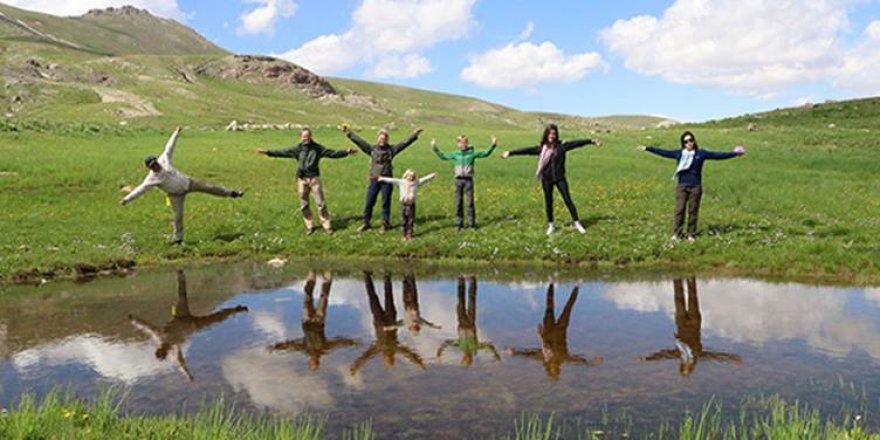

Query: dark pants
[[674, 185, 703, 238], [363, 179, 393, 225], [541, 178, 579, 223], [454, 177, 475, 227], [402, 201, 416, 237]]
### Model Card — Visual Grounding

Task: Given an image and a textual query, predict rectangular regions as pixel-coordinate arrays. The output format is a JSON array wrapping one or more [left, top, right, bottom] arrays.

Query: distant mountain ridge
[[0, 3, 225, 55], [0, 2, 672, 131]]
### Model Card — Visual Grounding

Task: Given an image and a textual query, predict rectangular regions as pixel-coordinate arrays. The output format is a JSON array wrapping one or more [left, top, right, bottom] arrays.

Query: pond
[[1, 262, 879, 438]]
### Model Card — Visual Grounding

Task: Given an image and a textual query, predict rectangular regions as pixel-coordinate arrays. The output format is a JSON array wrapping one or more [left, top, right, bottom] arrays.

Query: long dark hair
[[680, 131, 699, 149], [541, 123, 559, 147]]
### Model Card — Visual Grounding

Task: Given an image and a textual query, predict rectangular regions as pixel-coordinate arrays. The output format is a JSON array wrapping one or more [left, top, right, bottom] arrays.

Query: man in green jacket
[[432, 134, 497, 229], [258, 127, 357, 234]]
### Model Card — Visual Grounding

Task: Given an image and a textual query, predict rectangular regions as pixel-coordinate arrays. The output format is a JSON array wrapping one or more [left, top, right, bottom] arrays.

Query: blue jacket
[[646, 147, 738, 186]]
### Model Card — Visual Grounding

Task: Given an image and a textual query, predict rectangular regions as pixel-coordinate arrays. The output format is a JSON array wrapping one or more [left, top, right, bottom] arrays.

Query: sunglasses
[[684, 138, 695, 143]]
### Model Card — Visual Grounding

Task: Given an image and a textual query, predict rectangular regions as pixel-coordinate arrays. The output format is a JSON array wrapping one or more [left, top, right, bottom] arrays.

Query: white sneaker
[[670, 235, 681, 241], [574, 221, 586, 234], [545, 223, 556, 235]]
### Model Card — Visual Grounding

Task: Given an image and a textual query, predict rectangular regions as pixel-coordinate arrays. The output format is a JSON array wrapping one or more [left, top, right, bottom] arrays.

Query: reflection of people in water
[[350, 271, 426, 374], [641, 277, 742, 376], [436, 275, 500, 367], [401, 272, 440, 336], [269, 271, 358, 371], [129, 270, 248, 381], [509, 283, 603, 380]]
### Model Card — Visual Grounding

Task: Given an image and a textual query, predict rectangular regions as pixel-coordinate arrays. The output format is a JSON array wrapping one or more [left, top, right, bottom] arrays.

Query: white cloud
[[237, 0, 297, 36], [276, 0, 476, 77], [835, 21, 880, 94], [600, 0, 851, 96], [366, 54, 433, 79], [5, 0, 187, 21], [461, 41, 607, 89], [518, 21, 534, 41], [602, 279, 880, 360], [12, 335, 172, 384]]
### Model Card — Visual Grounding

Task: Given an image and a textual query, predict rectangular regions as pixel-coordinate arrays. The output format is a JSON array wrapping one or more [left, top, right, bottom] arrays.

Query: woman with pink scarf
[[502, 123, 601, 235]]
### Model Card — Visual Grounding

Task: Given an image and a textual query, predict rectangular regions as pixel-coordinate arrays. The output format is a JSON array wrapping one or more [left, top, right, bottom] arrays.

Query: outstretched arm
[[436, 340, 456, 359], [320, 144, 357, 159], [570, 354, 604, 366], [129, 315, 163, 345], [701, 149, 740, 160], [562, 139, 596, 151], [644, 146, 680, 159], [480, 342, 502, 362], [120, 176, 157, 205], [160, 126, 181, 164], [474, 138, 498, 158], [506, 145, 542, 156], [171, 345, 194, 382], [640, 349, 680, 361], [378, 176, 403, 185], [431, 139, 453, 160], [418, 173, 437, 185], [345, 131, 373, 155], [392, 129, 421, 155], [397, 345, 427, 369], [349, 345, 380, 375], [260, 145, 301, 158]]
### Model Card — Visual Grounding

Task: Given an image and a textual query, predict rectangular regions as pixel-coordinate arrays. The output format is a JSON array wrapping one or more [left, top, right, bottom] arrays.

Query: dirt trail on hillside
[[93, 87, 161, 117]]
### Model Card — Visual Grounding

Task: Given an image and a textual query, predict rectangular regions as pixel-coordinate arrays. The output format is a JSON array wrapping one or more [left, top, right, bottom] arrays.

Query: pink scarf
[[535, 144, 556, 179]]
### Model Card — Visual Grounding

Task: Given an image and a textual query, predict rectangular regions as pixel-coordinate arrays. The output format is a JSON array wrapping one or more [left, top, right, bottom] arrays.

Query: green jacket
[[266, 140, 349, 178], [432, 143, 496, 177]]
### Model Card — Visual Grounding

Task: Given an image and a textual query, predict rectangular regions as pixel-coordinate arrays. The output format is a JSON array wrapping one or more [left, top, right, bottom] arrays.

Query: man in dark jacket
[[342, 125, 423, 232], [258, 127, 357, 234]]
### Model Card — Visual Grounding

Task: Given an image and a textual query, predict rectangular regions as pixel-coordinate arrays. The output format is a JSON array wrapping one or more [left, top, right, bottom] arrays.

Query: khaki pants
[[674, 185, 703, 239], [298, 177, 332, 230], [170, 178, 234, 242]]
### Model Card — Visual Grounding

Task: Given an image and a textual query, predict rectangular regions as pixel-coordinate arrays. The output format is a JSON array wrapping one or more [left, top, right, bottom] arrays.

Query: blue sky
[[10, 0, 880, 121]]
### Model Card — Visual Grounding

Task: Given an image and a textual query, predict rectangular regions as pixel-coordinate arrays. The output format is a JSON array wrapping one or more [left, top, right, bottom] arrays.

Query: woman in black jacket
[[502, 123, 601, 235]]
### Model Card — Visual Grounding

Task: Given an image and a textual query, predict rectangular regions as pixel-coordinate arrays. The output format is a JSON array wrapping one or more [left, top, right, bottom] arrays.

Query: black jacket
[[346, 132, 419, 178], [509, 139, 594, 182]]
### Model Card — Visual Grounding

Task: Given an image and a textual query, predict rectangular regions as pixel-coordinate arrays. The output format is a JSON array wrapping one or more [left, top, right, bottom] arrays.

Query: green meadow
[[1, 116, 877, 283]]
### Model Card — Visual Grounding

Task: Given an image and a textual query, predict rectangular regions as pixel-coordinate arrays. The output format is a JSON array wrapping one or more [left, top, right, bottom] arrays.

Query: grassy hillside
[[0, 3, 667, 132]]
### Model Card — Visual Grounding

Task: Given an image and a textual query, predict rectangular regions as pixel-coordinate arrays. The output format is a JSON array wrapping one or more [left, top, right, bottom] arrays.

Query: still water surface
[[1, 263, 879, 438]]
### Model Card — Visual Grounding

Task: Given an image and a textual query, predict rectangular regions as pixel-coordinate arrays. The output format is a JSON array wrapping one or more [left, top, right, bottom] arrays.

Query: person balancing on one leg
[[119, 126, 243, 245], [257, 127, 357, 235], [342, 124, 423, 233], [431, 134, 497, 230]]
